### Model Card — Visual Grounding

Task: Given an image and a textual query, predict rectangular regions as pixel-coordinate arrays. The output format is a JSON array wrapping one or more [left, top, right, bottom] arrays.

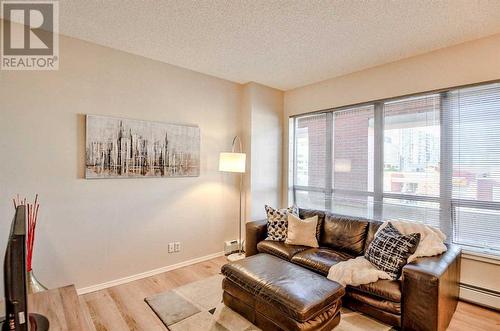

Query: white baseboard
[[460, 284, 500, 310], [76, 251, 224, 295]]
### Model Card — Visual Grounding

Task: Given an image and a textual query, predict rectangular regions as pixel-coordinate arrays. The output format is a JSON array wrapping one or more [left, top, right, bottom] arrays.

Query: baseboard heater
[[224, 239, 244, 256], [460, 283, 500, 311]]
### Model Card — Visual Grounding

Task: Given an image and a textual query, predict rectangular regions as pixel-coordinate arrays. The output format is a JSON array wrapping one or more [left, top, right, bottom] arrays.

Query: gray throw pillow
[[365, 222, 421, 279]]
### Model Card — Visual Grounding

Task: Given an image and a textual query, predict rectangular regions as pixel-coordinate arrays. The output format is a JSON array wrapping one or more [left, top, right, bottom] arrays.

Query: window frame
[[289, 80, 500, 255]]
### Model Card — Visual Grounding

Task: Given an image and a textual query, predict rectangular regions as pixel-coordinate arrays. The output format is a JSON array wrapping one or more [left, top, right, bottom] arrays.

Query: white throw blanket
[[327, 220, 447, 287], [376, 220, 447, 262], [327, 256, 392, 287]]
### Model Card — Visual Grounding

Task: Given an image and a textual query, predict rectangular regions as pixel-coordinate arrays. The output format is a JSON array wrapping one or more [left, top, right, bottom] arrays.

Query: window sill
[[461, 247, 500, 265]]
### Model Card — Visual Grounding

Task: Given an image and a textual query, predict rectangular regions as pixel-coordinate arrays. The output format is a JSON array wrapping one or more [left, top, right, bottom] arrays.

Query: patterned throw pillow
[[265, 205, 298, 241], [365, 222, 421, 279]]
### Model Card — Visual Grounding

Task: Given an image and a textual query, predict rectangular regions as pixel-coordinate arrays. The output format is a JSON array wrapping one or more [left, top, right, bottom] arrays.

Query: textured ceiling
[[16, 1, 500, 90]]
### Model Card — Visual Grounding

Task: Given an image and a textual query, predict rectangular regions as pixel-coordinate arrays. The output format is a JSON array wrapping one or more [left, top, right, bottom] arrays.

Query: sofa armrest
[[402, 244, 461, 331], [245, 219, 267, 257]]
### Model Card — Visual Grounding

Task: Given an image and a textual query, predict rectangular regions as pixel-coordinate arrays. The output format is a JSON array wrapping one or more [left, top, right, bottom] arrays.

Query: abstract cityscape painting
[[85, 115, 200, 178]]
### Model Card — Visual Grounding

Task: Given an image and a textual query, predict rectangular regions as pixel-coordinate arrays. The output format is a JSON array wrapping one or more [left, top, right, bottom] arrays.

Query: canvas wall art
[[85, 115, 200, 178]]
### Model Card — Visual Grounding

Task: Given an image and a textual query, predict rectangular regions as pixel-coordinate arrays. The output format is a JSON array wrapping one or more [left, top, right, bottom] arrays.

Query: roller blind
[[330, 105, 375, 219], [293, 113, 329, 210], [292, 106, 375, 218], [382, 94, 442, 229], [449, 83, 500, 251], [290, 81, 500, 254], [333, 106, 374, 192]]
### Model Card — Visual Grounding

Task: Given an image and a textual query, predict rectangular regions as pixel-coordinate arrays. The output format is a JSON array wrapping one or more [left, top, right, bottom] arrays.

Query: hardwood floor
[[81, 256, 500, 331], [81, 256, 227, 331], [448, 300, 500, 331]]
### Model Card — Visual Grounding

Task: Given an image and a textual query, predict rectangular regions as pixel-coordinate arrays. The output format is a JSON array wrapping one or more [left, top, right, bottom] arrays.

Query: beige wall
[[283, 33, 500, 308], [285, 33, 500, 117], [241, 83, 284, 222], [0, 30, 243, 295], [241, 84, 253, 222]]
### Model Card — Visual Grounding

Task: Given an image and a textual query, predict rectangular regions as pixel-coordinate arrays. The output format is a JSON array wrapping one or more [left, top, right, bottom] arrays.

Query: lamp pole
[[231, 136, 244, 254], [219, 136, 246, 261]]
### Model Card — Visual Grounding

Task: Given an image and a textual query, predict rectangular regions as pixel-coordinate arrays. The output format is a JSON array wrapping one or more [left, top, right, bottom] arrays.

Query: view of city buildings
[[383, 95, 441, 197]]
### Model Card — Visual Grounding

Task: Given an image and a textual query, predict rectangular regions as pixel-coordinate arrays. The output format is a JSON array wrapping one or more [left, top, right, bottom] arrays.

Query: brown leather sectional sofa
[[245, 208, 462, 331]]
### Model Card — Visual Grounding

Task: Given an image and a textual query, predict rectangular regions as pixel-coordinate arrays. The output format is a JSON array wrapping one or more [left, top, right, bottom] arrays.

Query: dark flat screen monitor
[[1, 206, 48, 331]]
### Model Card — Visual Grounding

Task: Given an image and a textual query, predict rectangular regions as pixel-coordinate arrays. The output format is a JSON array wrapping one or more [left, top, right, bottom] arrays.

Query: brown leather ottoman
[[221, 253, 344, 331]]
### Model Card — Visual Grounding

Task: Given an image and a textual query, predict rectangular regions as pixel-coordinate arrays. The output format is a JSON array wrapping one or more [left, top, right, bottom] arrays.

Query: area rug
[[145, 274, 395, 331]]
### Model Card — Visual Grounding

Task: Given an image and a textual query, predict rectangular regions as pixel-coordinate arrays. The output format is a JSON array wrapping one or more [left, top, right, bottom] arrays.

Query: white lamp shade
[[219, 152, 246, 173]]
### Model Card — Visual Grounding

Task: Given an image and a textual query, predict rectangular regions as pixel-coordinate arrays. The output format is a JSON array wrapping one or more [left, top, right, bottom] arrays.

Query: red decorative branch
[[13, 194, 40, 271]]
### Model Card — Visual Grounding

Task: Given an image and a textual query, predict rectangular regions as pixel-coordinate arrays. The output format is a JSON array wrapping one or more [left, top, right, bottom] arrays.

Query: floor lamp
[[219, 136, 246, 262]]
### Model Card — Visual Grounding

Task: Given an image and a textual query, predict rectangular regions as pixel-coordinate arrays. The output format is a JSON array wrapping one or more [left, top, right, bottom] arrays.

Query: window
[[332, 106, 374, 192], [292, 106, 375, 218], [289, 82, 500, 254], [383, 95, 440, 197], [382, 94, 442, 229], [294, 113, 328, 188], [293, 113, 329, 209], [331, 106, 375, 219], [449, 84, 500, 251]]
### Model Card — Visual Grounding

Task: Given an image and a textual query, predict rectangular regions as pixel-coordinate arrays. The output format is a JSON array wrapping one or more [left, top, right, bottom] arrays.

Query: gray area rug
[[145, 274, 394, 330]]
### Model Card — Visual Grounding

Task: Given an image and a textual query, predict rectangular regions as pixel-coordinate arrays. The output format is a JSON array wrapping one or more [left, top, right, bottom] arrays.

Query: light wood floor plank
[[84, 290, 131, 331], [79, 295, 98, 331], [448, 301, 500, 331], [107, 285, 165, 331], [81, 256, 499, 331]]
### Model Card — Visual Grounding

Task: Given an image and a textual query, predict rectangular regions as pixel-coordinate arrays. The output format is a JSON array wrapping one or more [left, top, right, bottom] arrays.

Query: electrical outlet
[[168, 242, 175, 253], [174, 242, 181, 252]]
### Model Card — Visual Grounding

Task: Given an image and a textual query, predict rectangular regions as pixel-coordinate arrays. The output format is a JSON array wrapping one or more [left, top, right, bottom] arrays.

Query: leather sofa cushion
[[320, 213, 369, 256], [344, 295, 401, 327], [346, 291, 401, 315], [257, 240, 308, 260], [348, 279, 402, 303], [221, 254, 345, 322], [291, 248, 354, 275], [364, 220, 383, 251]]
